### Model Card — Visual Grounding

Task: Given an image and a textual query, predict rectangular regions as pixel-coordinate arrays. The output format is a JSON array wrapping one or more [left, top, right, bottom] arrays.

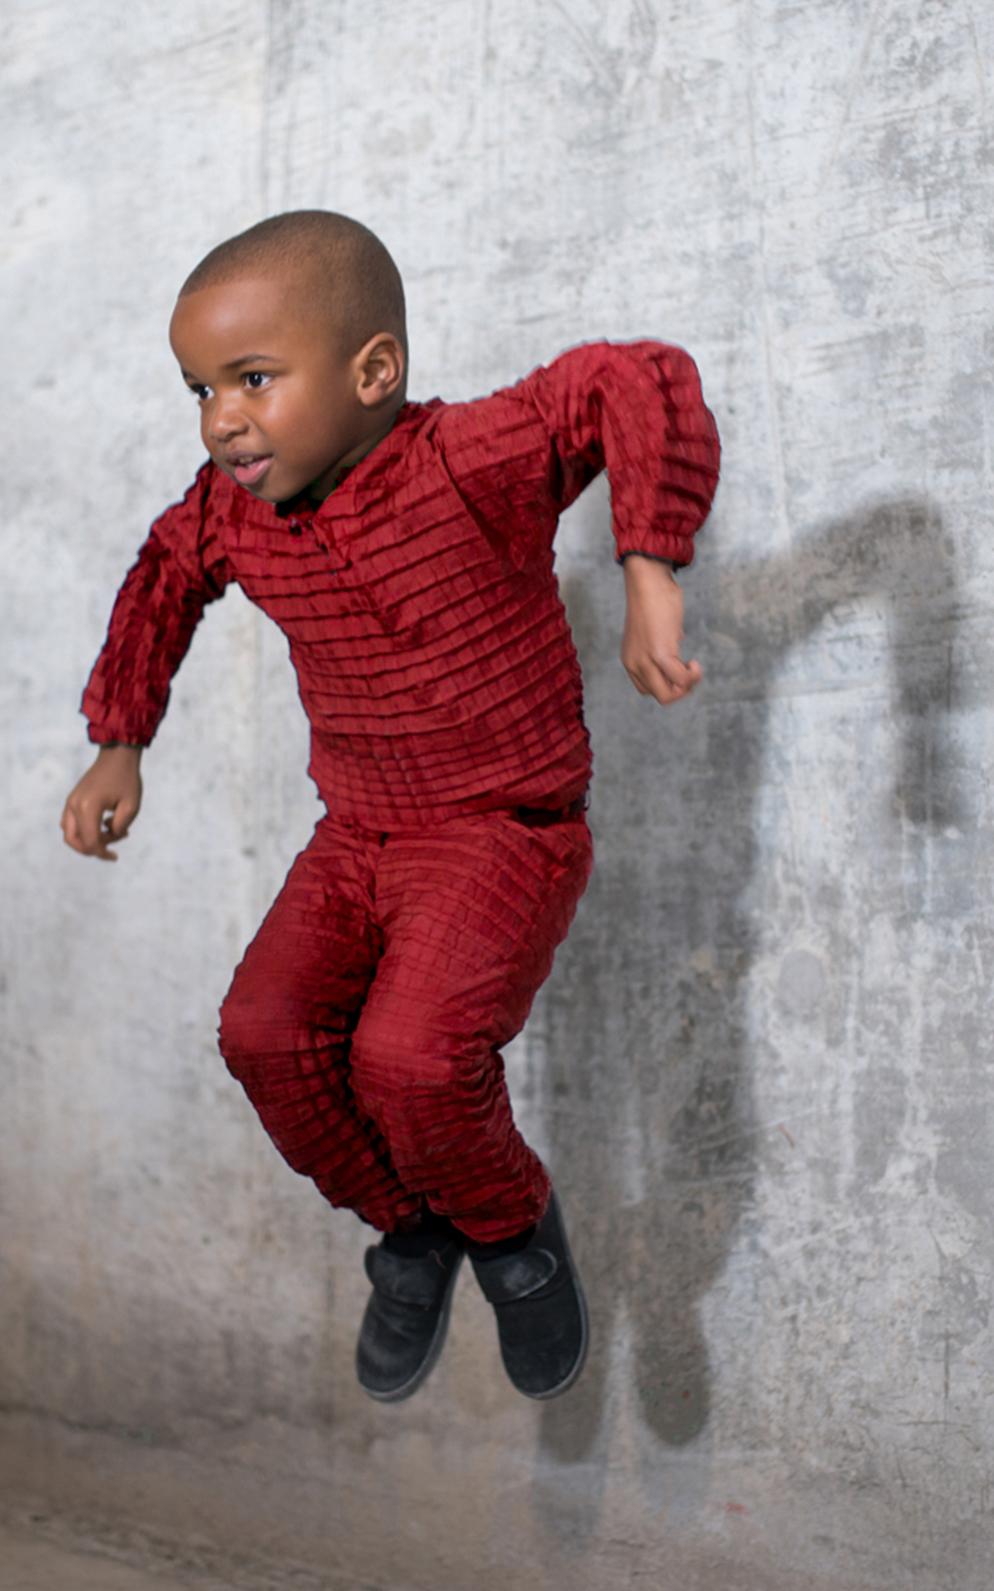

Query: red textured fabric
[[217, 804, 593, 1240], [81, 339, 720, 827], [80, 338, 720, 1239]]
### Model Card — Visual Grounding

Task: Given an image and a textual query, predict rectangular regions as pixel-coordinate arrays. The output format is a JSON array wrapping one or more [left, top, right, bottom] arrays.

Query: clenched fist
[[620, 553, 702, 706], [61, 744, 144, 862]]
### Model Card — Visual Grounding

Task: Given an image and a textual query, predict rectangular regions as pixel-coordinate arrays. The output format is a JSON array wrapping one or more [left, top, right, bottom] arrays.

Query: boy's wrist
[[621, 552, 678, 576]]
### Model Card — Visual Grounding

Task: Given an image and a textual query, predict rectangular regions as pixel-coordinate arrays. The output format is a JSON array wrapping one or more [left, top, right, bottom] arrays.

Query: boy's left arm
[[431, 339, 720, 707]]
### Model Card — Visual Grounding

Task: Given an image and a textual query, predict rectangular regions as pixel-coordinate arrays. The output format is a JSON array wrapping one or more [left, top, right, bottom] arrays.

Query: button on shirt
[[81, 339, 721, 827]]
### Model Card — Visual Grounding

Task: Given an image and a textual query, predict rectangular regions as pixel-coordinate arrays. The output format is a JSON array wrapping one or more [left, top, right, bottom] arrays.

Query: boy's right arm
[[62, 460, 232, 862]]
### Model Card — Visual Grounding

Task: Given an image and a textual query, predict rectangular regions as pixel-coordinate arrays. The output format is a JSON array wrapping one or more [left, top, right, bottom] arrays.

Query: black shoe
[[468, 1189, 589, 1399], [355, 1231, 464, 1402]]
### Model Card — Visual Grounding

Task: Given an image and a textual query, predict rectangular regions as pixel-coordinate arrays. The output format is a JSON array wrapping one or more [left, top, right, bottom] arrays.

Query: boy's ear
[[354, 332, 405, 409]]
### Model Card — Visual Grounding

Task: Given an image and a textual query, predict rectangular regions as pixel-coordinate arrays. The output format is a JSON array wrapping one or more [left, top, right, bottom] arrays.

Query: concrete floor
[[3, 1527, 207, 1591], [0, 1507, 364, 1591]]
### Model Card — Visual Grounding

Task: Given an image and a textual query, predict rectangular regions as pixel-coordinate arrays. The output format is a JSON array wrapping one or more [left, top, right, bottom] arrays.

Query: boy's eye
[[185, 373, 271, 401]]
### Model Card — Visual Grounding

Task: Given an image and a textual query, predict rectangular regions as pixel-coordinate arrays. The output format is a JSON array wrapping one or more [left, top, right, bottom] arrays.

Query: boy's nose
[[210, 416, 247, 443], [208, 399, 248, 443], [211, 426, 247, 450]]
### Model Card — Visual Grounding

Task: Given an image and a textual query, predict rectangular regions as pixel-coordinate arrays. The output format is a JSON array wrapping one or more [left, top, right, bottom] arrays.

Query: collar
[[268, 399, 441, 525]]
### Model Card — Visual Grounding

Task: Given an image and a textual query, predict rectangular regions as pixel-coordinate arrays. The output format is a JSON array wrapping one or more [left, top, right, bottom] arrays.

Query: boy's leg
[[348, 805, 595, 1243], [349, 804, 594, 1398], [216, 813, 421, 1232]]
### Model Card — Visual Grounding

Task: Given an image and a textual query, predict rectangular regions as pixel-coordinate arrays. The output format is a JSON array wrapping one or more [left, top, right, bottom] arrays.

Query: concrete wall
[[3, 2, 992, 1587]]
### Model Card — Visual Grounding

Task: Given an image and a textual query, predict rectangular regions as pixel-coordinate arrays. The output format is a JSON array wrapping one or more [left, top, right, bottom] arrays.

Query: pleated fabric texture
[[81, 339, 721, 829], [217, 806, 594, 1240], [80, 338, 720, 1235]]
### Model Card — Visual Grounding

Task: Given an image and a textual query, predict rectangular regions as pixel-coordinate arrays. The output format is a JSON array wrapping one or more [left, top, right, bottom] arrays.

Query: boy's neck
[[305, 405, 407, 504]]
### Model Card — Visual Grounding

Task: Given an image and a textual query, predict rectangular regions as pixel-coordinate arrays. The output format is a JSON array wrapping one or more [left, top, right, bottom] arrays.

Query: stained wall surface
[[3, 3, 992, 1588]]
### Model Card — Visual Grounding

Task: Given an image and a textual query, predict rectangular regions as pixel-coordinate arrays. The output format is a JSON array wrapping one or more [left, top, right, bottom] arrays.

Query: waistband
[[512, 792, 590, 826], [321, 790, 590, 840]]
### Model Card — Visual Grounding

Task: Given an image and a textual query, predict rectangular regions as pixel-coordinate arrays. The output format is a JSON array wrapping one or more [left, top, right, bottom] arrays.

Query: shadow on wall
[[532, 495, 961, 1478]]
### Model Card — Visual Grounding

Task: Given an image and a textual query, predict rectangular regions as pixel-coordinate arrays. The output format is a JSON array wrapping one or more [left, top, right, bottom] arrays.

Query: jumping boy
[[60, 210, 720, 1403]]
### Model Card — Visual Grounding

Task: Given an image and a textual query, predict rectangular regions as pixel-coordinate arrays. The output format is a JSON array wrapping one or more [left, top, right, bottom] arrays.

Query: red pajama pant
[[217, 800, 594, 1243]]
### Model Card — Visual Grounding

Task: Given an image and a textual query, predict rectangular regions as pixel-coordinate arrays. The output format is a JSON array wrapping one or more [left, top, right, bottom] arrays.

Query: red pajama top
[[81, 340, 721, 827]]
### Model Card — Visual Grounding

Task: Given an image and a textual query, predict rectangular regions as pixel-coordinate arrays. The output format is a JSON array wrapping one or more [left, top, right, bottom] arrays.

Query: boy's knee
[[216, 981, 256, 1070], [217, 975, 306, 1071], [350, 1015, 492, 1118]]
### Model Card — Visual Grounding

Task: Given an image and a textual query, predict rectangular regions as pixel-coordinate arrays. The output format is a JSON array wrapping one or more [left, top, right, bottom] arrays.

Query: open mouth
[[230, 454, 273, 486]]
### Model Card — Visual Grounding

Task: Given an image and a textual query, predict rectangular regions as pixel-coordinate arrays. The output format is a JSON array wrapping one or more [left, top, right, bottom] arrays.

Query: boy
[[61, 210, 720, 1403]]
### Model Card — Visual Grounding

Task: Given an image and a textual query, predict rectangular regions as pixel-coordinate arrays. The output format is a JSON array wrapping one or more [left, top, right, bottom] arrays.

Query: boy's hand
[[621, 554, 702, 706], [60, 744, 144, 862]]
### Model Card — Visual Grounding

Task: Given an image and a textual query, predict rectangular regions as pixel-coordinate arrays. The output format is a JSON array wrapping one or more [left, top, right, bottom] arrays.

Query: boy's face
[[168, 272, 387, 505]]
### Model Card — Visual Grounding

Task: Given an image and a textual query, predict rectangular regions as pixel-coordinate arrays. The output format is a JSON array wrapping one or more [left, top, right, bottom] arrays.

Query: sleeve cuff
[[617, 551, 681, 571], [86, 722, 151, 748]]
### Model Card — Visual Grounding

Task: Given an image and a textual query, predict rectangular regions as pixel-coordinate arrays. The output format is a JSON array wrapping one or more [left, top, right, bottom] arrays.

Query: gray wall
[[3, 2, 992, 1587]]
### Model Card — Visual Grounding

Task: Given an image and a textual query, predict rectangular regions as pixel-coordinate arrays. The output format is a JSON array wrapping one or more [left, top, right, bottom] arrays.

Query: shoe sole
[[358, 1249, 464, 1403]]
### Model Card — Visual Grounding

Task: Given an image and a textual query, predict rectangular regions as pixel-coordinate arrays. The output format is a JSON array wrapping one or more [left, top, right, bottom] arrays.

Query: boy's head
[[168, 210, 408, 505]]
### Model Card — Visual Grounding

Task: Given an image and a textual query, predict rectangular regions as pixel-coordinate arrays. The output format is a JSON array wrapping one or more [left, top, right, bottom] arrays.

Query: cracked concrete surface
[[0, 1504, 367, 1591], [3, 1, 993, 1588], [2, 1526, 226, 1591]]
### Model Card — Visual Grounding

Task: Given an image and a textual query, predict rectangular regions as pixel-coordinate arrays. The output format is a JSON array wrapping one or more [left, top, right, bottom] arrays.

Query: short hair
[[178, 209, 408, 381]]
